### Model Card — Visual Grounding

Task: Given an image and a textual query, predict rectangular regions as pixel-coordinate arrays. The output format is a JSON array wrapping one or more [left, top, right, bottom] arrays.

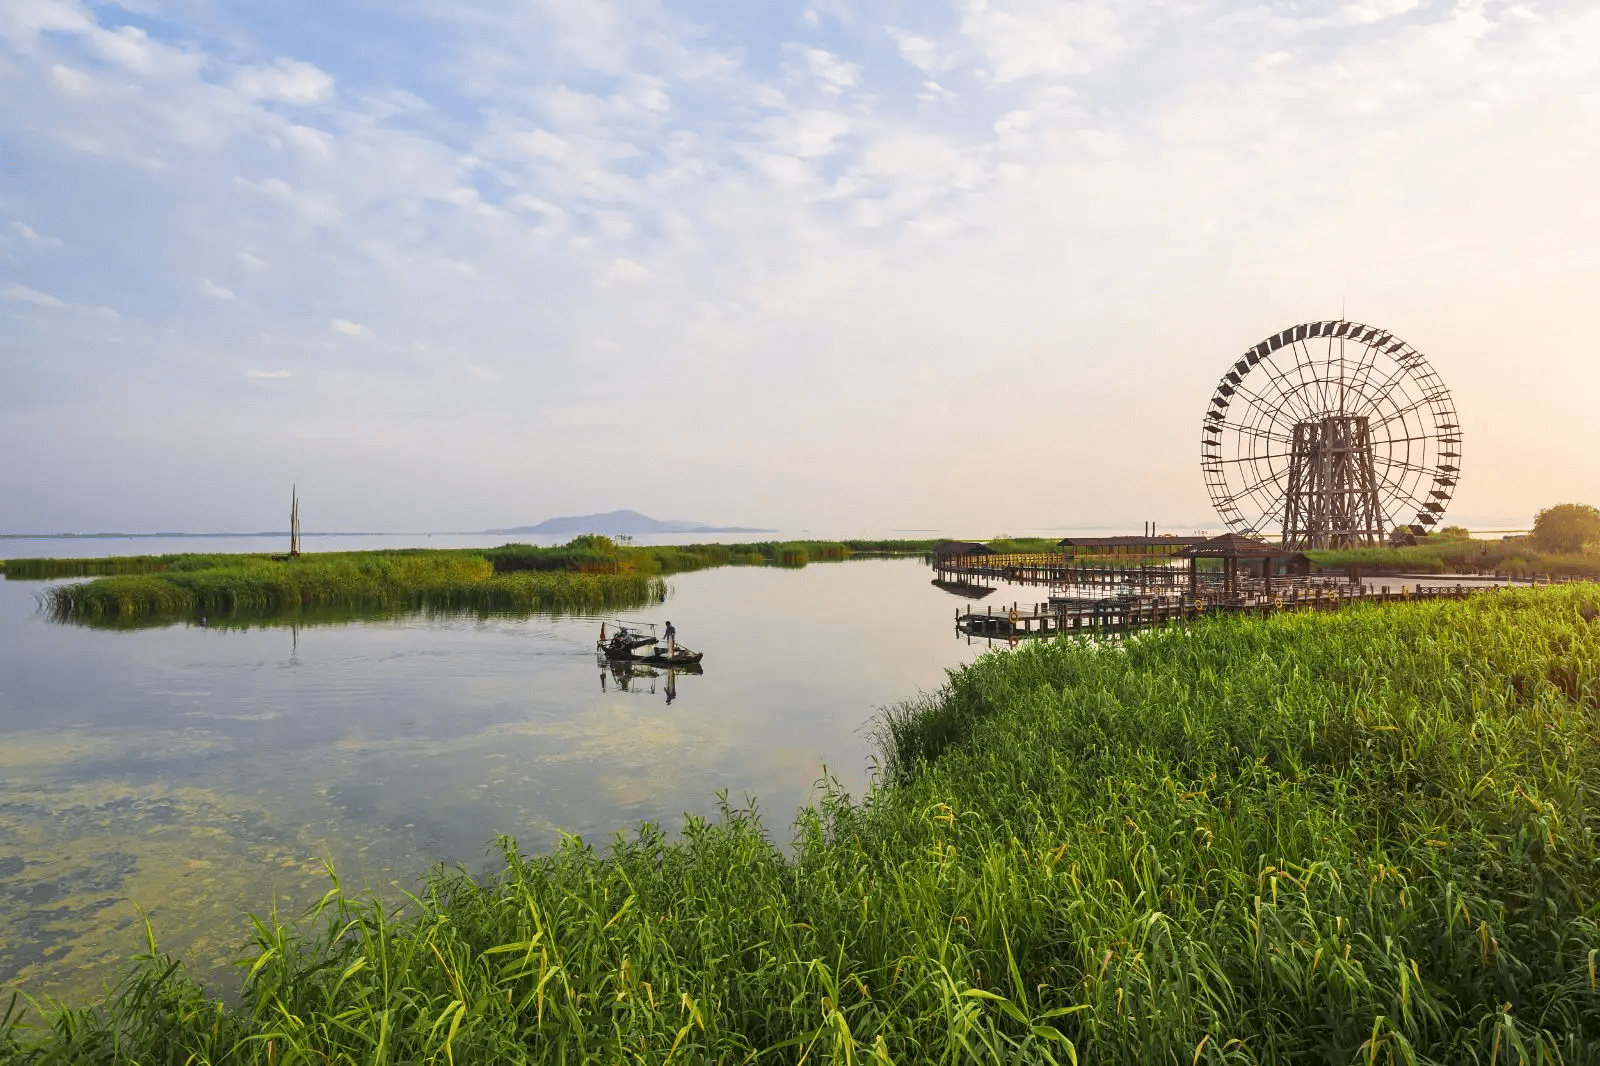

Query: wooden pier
[[958, 582, 1501, 642], [935, 554, 1191, 592]]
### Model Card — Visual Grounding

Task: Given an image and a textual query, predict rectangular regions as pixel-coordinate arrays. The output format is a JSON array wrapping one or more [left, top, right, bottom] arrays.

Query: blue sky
[[2, 0, 1597, 533]]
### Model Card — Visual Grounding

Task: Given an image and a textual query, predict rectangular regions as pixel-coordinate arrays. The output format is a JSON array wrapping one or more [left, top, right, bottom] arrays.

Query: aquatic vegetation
[[2, 553, 247, 580], [25, 537, 867, 625], [7, 538, 959, 595], [41, 553, 666, 625], [7, 585, 1600, 1062]]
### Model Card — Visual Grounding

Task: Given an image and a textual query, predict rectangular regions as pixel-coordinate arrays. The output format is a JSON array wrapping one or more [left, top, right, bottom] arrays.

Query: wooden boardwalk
[[958, 582, 1501, 641], [936, 555, 1189, 591]]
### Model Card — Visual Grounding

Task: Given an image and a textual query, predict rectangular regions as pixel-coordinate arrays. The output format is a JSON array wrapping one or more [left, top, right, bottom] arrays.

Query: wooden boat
[[596, 622, 704, 666], [632, 646, 703, 666]]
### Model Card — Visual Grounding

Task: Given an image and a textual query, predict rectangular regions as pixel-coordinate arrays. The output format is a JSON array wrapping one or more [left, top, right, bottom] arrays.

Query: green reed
[[2, 553, 254, 580], [42, 552, 666, 625], [8, 585, 1600, 1063], [1308, 538, 1600, 579]]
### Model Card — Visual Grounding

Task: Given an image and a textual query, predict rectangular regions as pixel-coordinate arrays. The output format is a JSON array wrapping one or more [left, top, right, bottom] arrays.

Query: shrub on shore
[[6, 585, 1600, 1062]]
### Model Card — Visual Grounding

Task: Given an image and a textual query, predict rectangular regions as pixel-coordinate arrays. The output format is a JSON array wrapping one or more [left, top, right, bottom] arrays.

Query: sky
[[2, 0, 1597, 536]]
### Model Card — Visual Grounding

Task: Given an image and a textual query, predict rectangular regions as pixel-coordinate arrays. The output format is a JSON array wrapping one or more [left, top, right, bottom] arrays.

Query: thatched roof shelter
[[933, 540, 997, 560], [1174, 534, 1310, 595]]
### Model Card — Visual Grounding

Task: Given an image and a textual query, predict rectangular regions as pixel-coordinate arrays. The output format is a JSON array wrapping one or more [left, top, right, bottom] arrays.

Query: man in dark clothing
[[663, 621, 676, 648]]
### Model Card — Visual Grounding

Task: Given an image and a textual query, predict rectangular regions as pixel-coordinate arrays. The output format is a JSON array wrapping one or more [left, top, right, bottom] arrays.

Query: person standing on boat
[[663, 620, 676, 655]]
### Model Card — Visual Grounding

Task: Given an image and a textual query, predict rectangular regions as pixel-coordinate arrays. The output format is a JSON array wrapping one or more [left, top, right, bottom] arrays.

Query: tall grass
[[3, 553, 248, 580], [7, 585, 1600, 1062], [43, 553, 666, 625], [1309, 537, 1600, 579]]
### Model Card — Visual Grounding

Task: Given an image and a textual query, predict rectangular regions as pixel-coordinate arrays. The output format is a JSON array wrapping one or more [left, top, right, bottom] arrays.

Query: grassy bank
[[6, 585, 1600, 1062], [1308, 536, 1600, 580]]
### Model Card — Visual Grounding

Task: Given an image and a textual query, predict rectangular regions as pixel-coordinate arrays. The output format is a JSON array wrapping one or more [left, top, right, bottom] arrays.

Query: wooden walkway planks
[[957, 582, 1500, 642]]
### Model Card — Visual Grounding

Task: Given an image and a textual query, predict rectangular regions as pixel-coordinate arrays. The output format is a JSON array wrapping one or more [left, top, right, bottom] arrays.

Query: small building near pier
[[1174, 533, 1310, 597], [933, 540, 997, 562]]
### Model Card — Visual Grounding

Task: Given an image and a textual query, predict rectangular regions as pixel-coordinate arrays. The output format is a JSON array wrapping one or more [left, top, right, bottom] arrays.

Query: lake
[[0, 539, 1031, 1005]]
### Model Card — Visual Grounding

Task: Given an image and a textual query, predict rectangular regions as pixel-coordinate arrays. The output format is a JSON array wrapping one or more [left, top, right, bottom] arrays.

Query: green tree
[[1434, 525, 1472, 538], [1531, 503, 1600, 554]]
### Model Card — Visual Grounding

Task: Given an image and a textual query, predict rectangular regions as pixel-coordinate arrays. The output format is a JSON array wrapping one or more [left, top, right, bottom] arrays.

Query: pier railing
[[955, 581, 1545, 642], [937, 552, 1583, 596]]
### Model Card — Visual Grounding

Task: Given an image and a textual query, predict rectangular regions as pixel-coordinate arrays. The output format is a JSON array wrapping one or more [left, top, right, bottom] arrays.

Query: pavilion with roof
[[1173, 533, 1311, 599]]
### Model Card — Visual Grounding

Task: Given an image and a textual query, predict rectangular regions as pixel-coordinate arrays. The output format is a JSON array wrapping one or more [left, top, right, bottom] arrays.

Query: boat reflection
[[598, 657, 703, 705]]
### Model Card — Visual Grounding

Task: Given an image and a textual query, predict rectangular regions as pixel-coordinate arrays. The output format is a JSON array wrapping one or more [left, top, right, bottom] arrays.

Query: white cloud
[[1, 0, 92, 42], [764, 109, 852, 158], [600, 258, 649, 285], [87, 23, 203, 77], [799, 47, 860, 89], [246, 369, 292, 379], [637, 84, 670, 114], [1343, 0, 1423, 26], [234, 58, 334, 104], [50, 63, 91, 95], [889, 29, 946, 73], [1, 283, 118, 318], [2, 283, 63, 308], [331, 318, 373, 338], [234, 176, 341, 222], [11, 221, 62, 246], [957, 0, 1130, 83], [201, 279, 236, 300], [282, 124, 332, 156], [463, 361, 500, 381]]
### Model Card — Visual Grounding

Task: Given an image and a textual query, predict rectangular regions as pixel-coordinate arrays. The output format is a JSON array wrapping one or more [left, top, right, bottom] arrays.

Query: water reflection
[[599, 661, 700, 704], [931, 578, 996, 599], [0, 558, 1001, 1006]]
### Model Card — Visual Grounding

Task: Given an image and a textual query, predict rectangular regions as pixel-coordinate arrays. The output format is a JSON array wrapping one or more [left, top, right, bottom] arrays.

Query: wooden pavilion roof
[[932, 540, 997, 558], [1173, 533, 1303, 559]]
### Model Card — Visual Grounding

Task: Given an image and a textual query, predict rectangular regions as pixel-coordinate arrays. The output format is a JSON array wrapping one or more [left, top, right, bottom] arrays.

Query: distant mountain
[[488, 509, 772, 536]]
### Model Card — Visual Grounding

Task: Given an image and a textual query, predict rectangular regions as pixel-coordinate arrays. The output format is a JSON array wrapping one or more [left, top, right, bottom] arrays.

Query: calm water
[[0, 548, 1021, 1004]]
